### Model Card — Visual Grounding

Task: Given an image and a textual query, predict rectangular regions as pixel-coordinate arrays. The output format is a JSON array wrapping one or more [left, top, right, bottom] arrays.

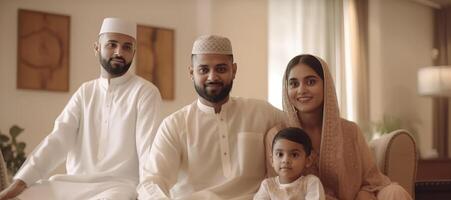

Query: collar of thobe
[[196, 97, 232, 114], [277, 176, 303, 188], [99, 70, 133, 89]]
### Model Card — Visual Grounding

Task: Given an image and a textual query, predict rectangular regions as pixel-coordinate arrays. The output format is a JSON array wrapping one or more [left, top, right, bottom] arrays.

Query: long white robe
[[138, 97, 285, 200], [14, 71, 162, 199]]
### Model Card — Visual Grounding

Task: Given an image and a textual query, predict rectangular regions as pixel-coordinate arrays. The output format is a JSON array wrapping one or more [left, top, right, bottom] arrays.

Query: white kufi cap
[[192, 35, 233, 55], [99, 18, 136, 39]]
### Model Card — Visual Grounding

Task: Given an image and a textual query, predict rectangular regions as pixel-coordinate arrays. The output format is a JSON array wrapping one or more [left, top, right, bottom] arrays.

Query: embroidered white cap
[[99, 17, 136, 39], [191, 35, 233, 55]]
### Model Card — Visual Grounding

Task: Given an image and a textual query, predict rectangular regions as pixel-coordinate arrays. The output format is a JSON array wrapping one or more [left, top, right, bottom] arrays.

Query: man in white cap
[[138, 35, 284, 199], [0, 17, 162, 200]]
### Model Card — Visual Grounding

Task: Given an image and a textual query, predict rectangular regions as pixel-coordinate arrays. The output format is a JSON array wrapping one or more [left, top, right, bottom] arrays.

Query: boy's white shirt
[[253, 174, 326, 200]]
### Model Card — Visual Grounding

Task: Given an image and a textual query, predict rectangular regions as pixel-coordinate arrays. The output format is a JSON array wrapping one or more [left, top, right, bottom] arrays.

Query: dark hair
[[272, 127, 313, 156], [284, 54, 324, 81]]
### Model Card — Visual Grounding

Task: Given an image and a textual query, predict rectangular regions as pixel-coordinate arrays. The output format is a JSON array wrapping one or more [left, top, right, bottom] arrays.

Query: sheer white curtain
[[346, 0, 370, 126], [268, 0, 349, 117]]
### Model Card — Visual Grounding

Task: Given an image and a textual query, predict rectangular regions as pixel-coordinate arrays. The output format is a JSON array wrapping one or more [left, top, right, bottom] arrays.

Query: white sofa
[[369, 129, 418, 198]]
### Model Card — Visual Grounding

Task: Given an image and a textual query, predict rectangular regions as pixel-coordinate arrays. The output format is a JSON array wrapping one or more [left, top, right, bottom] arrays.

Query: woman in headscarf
[[265, 54, 411, 200]]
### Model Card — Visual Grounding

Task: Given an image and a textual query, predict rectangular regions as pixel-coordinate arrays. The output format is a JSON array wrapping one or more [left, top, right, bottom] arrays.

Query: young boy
[[254, 127, 325, 200]]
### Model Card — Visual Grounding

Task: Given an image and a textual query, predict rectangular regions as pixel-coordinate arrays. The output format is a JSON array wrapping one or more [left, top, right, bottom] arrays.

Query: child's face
[[272, 138, 311, 184]]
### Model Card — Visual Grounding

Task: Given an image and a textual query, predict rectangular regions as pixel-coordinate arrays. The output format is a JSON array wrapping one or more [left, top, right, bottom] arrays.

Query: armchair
[[369, 129, 418, 198]]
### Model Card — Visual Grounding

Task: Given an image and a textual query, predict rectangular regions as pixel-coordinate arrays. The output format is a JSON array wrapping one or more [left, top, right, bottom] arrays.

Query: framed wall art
[[136, 25, 174, 100], [17, 9, 70, 92]]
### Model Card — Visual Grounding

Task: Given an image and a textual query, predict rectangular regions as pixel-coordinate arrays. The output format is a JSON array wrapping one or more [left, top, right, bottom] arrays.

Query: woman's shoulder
[[339, 118, 360, 132], [339, 118, 357, 126], [339, 118, 368, 143]]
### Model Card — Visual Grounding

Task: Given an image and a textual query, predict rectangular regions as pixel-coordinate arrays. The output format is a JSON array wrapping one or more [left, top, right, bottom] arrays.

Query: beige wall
[[369, 0, 434, 157], [209, 0, 269, 100], [0, 0, 269, 167]]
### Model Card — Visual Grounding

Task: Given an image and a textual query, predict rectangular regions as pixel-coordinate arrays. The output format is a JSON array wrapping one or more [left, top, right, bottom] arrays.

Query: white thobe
[[138, 97, 285, 200], [253, 175, 325, 200], [14, 71, 162, 200]]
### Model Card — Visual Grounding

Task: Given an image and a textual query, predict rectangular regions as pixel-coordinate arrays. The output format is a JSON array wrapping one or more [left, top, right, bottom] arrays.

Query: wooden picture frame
[[136, 25, 174, 100], [17, 9, 70, 92]]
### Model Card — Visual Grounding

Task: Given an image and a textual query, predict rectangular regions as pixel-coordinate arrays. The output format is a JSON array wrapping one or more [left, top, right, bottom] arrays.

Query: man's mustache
[[205, 81, 223, 86], [109, 56, 126, 63]]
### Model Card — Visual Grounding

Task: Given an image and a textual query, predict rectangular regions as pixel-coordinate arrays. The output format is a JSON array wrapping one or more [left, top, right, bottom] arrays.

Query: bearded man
[[138, 35, 284, 200], [0, 17, 162, 200]]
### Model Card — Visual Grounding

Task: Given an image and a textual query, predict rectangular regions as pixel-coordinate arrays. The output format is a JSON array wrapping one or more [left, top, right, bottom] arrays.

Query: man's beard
[[194, 80, 233, 103], [99, 55, 132, 76]]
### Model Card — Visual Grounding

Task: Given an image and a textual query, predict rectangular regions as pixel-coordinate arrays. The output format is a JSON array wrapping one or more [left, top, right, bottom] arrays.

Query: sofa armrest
[[369, 129, 418, 198]]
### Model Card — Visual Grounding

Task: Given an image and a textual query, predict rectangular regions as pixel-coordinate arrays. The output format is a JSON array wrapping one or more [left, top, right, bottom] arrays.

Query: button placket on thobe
[[98, 86, 114, 160], [217, 111, 231, 178]]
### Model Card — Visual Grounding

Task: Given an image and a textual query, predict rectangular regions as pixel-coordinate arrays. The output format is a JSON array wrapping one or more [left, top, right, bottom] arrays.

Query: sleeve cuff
[[13, 163, 42, 186]]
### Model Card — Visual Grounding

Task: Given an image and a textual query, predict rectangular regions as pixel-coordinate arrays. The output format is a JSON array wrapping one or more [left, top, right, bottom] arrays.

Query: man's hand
[[0, 179, 27, 200]]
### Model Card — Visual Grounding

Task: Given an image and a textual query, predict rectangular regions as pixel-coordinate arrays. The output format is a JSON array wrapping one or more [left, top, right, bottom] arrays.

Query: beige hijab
[[266, 55, 390, 199]]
